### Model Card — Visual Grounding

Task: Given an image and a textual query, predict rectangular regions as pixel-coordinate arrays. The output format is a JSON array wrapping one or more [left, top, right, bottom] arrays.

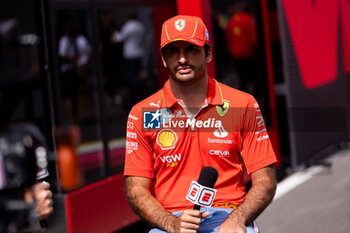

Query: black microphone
[[193, 166, 218, 210], [35, 147, 50, 229], [39, 219, 48, 228]]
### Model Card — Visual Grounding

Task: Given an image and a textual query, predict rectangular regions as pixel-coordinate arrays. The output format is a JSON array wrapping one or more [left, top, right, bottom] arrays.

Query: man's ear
[[206, 47, 212, 63], [161, 54, 167, 68]]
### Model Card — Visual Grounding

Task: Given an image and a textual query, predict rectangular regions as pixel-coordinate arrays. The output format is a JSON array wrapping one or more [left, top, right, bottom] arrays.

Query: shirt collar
[[161, 76, 224, 108]]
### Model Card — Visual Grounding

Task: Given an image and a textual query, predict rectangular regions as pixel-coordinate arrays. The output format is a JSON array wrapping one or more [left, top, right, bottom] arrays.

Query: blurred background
[[0, 0, 349, 232]]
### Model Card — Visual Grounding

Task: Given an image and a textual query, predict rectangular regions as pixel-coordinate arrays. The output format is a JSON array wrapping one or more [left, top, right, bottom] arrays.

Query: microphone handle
[[40, 219, 48, 228], [193, 204, 201, 210], [36, 180, 49, 229]]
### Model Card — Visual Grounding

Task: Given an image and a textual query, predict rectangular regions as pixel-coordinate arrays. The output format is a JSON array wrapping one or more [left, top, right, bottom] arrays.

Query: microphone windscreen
[[197, 166, 218, 188]]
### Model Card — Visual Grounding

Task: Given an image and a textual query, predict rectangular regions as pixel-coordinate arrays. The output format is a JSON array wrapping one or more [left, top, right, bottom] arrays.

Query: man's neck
[[169, 76, 209, 115]]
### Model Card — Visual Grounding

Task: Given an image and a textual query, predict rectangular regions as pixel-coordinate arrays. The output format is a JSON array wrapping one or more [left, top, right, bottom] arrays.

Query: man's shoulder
[[216, 81, 255, 105], [126, 20, 144, 29]]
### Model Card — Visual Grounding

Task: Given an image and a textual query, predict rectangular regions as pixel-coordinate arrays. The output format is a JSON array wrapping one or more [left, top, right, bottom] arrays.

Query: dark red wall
[[279, 0, 350, 167]]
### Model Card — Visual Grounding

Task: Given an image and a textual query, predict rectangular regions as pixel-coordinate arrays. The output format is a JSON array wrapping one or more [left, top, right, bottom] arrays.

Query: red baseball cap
[[160, 15, 210, 49]]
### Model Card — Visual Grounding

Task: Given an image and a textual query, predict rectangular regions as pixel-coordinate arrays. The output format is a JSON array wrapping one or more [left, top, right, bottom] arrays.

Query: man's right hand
[[24, 181, 54, 220], [171, 210, 210, 233], [125, 176, 210, 233]]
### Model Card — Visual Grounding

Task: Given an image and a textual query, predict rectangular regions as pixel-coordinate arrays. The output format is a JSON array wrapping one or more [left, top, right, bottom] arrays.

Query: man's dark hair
[[204, 44, 210, 57]]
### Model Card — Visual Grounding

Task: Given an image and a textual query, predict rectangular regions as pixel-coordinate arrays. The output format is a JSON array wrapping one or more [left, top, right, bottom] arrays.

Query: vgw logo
[[159, 153, 181, 167]]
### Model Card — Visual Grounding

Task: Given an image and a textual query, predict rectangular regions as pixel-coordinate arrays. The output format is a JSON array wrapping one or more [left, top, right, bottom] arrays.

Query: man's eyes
[[185, 46, 199, 52], [166, 47, 178, 54], [165, 46, 200, 55]]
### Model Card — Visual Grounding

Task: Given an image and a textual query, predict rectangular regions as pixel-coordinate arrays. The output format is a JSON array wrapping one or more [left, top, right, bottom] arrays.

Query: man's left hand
[[216, 216, 246, 233]]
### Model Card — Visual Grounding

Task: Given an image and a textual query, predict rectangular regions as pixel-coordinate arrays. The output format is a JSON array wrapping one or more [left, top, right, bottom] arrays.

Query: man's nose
[[178, 48, 188, 64]]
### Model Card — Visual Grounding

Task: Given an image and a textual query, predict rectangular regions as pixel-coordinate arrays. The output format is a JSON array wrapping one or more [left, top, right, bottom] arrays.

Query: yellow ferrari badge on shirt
[[216, 101, 229, 117]]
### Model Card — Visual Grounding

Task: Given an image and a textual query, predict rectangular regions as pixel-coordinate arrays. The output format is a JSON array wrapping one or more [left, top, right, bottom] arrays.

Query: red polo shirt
[[124, 77, 276, 212]]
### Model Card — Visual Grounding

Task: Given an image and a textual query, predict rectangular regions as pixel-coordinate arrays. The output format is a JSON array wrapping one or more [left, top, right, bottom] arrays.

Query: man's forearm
[[125, 178, 176, 232], [226, 166, 277, 225]]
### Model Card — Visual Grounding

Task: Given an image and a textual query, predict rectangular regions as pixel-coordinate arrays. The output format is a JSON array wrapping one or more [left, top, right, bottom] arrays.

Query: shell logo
[[156, 129, 177, 150]]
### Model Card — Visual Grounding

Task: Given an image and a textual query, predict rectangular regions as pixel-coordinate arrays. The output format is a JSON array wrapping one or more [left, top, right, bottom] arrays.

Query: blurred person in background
[[0, 18, 53, 231], [225, 1, 258, 96], [58, 23, 92, 124], [0, 89, 54, 231], [0, 90, 53, 232], [111, 12, 146, 106], [100, 10, 122, 105]]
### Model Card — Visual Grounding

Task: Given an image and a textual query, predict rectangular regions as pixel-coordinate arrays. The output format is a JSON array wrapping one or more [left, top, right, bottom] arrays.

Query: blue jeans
[[148, 207, 257, 233]]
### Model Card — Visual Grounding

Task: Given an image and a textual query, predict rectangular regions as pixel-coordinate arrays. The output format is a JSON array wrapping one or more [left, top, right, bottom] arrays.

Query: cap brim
[[160, 38, 205, 50]]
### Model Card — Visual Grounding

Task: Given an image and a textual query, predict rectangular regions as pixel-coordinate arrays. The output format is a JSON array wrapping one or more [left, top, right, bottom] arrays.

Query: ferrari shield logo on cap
[[175, 19, 186, 31], [216, 101, 229, 117]]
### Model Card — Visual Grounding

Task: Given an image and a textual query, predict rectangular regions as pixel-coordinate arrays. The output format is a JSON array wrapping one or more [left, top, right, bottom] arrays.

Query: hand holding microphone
[[35, 146, 51, 229], [32, 181, 53, 220], [170, 167, 218, 233], [186, 166, 218, 210]]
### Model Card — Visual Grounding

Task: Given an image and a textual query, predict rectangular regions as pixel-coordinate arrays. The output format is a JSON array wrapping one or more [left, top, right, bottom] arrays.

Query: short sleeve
[[124, 107, 155, 178], [240, 96, 277, 174]]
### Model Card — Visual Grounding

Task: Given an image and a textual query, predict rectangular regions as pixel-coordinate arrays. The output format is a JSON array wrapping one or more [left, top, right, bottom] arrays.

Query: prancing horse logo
[[216, 101, 229, 117], [175, 19, 186, 31]]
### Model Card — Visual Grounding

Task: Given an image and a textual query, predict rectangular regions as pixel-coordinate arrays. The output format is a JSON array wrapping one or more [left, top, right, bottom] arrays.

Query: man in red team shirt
[[124, 15, 277, 233]]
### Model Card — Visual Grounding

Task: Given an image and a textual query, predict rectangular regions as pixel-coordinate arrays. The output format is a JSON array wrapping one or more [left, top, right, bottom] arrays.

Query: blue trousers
[[148, 207, 257, 233]]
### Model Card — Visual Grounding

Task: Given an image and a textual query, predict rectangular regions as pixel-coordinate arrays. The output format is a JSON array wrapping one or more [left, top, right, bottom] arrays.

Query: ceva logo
[[209, 150, 230, 157]]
